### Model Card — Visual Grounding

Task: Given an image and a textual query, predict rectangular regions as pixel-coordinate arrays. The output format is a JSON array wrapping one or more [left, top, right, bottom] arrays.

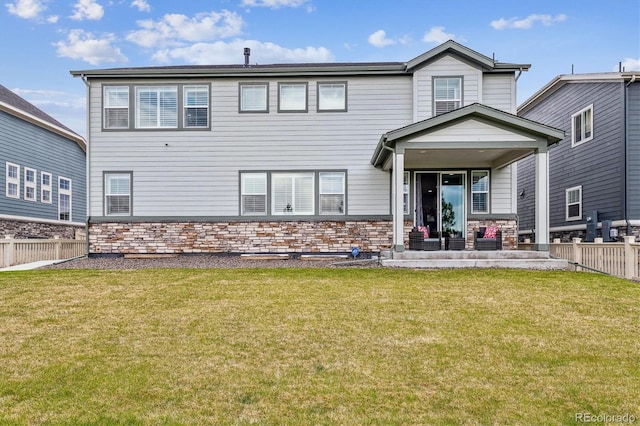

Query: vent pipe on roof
[[244, 48, 250, 67]]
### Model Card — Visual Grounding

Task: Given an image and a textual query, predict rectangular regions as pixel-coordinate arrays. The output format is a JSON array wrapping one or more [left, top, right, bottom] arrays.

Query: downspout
[[624, 74, 637, 236], [80, 74, 91, 257], [515, 67, 523, 81]]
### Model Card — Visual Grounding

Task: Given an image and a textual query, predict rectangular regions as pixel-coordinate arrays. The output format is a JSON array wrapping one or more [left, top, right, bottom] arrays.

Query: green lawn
[[0, 268, 638, 425]]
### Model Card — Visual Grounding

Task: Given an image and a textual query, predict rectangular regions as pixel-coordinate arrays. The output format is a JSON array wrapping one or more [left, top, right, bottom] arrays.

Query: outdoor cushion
[[484, 226, 498, 239], [418, 226, 429, 238]]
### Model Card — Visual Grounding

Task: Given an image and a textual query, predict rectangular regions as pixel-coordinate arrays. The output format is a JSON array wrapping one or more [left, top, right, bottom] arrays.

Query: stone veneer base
[[1, 219, 84, 239]]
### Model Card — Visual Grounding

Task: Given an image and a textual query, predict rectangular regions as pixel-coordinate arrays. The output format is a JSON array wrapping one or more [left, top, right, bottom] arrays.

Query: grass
[[0, 268, 638, 425]]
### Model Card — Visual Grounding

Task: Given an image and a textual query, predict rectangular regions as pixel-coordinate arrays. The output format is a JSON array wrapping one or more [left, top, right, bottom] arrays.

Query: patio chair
[[409, 227, 441, 251], [474, 226, 502, 251]]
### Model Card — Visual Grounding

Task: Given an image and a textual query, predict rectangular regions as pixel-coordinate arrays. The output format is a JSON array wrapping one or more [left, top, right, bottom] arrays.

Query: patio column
[[392, 149, 405, 251], [534, 147, 549, 251]]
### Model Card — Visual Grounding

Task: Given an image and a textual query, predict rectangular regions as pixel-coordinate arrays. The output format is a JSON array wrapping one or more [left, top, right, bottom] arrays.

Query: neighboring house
[[517, 72, 640, 242], [70, 40, 562, 256], [0, 84, 86, 239]]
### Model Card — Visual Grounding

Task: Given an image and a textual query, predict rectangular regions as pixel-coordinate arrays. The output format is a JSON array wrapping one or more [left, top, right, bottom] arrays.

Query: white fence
[[520, 236, 640, 280], [0, 237, 86, 268]]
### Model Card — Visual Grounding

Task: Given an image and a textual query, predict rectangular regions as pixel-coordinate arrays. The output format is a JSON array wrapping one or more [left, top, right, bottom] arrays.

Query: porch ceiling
[[404, 147, 533, 169]]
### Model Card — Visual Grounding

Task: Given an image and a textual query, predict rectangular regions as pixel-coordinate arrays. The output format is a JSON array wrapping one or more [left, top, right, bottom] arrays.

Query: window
[[434, 77, 462, 115], [105, 173, 132, 216], [318, 82, 346, 112], [572, 104, 593, 147], [272, 172, 314, 214], [41, 172, 52, 203], [240, 83, 268, 112], [471, 171, 489, 214], [241, 173, 267, 215], [104, 86, 129, 129], [58, 177, 72, 221], [184, 85, 209, 128], [136, 86, 178, 128], [6, 162, 19, 198], [278, 83, 307, 112], [403, 171, 410, 215], [319, 172, 345, 214], [566, 186, 582, 221], [24, 167, 36, 201]]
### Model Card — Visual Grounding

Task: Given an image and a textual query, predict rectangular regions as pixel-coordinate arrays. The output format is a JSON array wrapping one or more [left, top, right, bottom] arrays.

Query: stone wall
[[1, 219, 85, 239], [89, 220, 398, 255], [466, 219, 518, 250]]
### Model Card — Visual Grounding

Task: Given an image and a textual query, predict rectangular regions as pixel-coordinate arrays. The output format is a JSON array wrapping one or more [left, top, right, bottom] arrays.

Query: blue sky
[[1, 0, 639, 137]]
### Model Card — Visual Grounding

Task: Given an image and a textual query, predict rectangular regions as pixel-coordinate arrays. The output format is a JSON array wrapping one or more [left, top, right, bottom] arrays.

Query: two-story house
[[0, 84, 86, 239], [71, 40, 562, 256], [517, 72, 640, 242]]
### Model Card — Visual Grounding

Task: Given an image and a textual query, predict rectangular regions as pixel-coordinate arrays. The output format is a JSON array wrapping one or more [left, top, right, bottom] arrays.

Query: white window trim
[[135, 86, 178, 129], [24, 167, 37, 202], [240, 83, 269, 113], [6, 162, 20, 199], [183, 85, 209, 128], [433, 77, 462, 116], [241, 172, 267, 215], [403, 171, 410, 215], [103, 86, 130, 129], [571, 104, 594, 147], [41, 171, 52, 204], [565, 185, 582, 221], [319, 172, 345, 215], [471, 170, 490, 214], [104, 173, 132, 216], [58, 176, 72, 222]]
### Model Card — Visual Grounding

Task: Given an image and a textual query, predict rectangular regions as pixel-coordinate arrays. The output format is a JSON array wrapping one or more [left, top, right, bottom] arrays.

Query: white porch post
[[534, 147, 550, 251], [392, 149, 405, 251]]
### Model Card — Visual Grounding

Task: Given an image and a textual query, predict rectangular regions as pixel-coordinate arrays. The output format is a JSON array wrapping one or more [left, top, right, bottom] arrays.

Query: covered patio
[[371, 104, 564, 253]]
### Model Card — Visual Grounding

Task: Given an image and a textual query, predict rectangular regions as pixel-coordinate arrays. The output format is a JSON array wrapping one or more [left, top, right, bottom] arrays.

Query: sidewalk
[[0, 259, 66, 271]]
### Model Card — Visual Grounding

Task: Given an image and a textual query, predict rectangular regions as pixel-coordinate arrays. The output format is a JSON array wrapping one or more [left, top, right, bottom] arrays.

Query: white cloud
[[152, 39, 334, 65], [240, 0, 310, 8], [368, 30, 396, 48], [131, 0, 150, 12], [70, 0, 104, 21], [616, 58, 640, 72], [490, 13, 567, 30], [126, 10, 244, 48], [5, 0, 46, 19], [47, 15, 59, 23], [422, 26, 456, 44], [54, 29, 127, 65]]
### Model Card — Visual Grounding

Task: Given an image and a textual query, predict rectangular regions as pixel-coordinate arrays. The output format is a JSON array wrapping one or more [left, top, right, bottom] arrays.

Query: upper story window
[[240, 83, 268, 113], [24, 167, 36, 201], [278, 83, 308, 112], [104, 86, 129, 129], [5, 162, 19, 198], [41, 172, 52, 203], [566, 186, 582, 221], [318, 82, 347, 112], [136, 86, 178, 128], [184, 86, 209, 128], [434, 77, 462, 115], [58, 177, 72, 221], [571, 104, 593, 147], [471, 171, 490, 214]]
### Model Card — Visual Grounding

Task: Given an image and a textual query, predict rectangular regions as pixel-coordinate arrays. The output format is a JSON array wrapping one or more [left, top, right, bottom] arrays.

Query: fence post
[[624, 236, 635, 280], [54, 235, 62, 260], [5, 236, 15, 267], [572, 238, 582, 268]]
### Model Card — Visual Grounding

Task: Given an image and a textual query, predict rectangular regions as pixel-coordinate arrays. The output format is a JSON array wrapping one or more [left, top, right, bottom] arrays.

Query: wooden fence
[[519, 236, 640, 280], [0, 237, 86, 268]]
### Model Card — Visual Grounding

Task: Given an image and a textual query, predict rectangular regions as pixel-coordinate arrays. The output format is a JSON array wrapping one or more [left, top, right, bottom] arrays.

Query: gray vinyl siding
[[627, 81, 640, 219], [482, 74, 515, 113], [88, 76, 412, 217], [518, 81, 625, 231], [0, 110, 86, 223]]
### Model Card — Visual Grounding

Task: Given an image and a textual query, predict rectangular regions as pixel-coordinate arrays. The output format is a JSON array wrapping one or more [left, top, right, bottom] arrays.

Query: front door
[[415, 172, 466, 238]]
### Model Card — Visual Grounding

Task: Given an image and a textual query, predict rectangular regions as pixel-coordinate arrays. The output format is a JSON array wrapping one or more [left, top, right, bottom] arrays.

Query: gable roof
[[70, 40, 529, 80], [518, 72, 640, 115], [371, 103, 564, 167], [0, 84, 86, 152]]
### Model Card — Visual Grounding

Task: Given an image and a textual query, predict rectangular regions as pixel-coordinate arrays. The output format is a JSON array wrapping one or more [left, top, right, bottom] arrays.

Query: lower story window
[[566, 186, 582, 221], [240, 170, 346, 216], [471, 170, 489, 214], [105, 172, 132, 216]]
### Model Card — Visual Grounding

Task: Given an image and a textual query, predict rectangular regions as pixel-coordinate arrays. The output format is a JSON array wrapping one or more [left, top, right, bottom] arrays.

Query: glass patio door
[[415, 172, 466, 238]]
